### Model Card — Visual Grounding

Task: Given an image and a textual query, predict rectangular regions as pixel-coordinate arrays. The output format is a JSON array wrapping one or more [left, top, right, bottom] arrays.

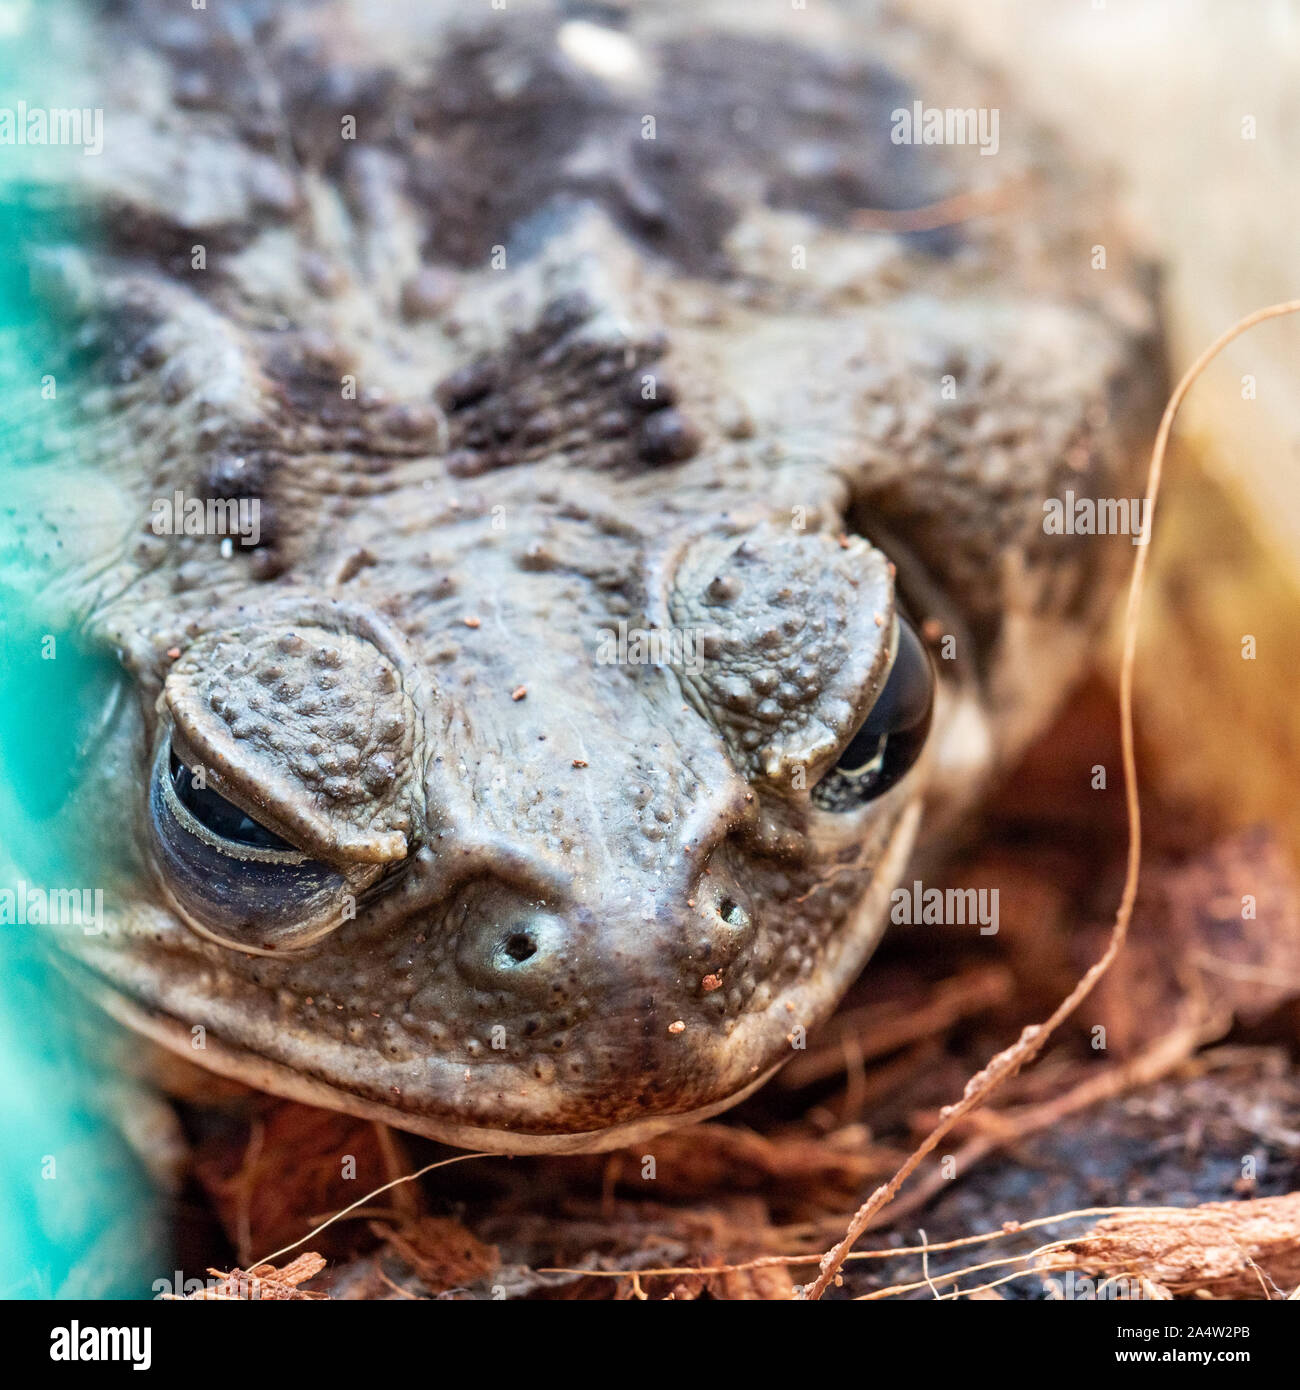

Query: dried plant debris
[[851, 1060, 1300, 1300], [190, 1099, 417, 1266], [1060, 826, 1300, 1058], [174, 1053, 1299, 1300], [1037, 1193, 1300, 1299], [180, 1253, 327, 1301], [366, 1218, 499, 1297], [775, 962, 1015, 1091]]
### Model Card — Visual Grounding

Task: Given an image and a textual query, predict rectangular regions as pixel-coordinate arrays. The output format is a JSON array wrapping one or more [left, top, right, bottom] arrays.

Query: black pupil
[[169, 751, 293, 850], [832, 617, 934, 792]]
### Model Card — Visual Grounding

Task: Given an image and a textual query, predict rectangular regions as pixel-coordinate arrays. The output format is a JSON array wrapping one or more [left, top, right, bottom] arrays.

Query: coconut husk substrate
[[166, 667, 1300, 1301]]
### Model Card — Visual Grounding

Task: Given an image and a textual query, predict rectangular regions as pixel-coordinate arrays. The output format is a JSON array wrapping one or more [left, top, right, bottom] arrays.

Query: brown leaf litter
[[179, 1253, 327, 1301]]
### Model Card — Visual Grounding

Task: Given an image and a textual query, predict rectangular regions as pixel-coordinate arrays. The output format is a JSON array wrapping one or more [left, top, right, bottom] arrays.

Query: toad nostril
[[503, 930, 538, 963], [718, 898, 749, 929], [454, 902, 578, 1001]]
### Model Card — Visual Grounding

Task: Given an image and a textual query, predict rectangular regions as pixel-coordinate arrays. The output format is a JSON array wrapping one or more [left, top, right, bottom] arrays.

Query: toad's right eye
[[168, 750, 296, 850], [147, 734, 354, 952]]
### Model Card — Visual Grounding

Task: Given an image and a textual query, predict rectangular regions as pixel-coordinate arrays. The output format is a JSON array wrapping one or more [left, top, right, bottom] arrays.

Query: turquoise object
[[0, 3, 168, 1299]]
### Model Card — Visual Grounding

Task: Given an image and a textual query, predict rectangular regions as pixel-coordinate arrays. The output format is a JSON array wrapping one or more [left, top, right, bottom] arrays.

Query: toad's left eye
[[812, 615, 934, 812]]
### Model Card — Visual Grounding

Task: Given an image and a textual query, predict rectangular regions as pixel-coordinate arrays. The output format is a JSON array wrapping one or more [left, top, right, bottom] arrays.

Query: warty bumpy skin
[[8, 0, 1163, 1151]]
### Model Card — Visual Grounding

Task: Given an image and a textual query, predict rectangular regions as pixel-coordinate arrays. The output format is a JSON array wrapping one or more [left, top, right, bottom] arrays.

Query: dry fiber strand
[[1039, 1193, 1300, 1298]]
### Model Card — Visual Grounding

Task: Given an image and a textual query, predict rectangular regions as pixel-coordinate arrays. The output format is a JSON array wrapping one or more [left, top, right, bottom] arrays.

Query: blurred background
[[910, 0, 1300, 853]]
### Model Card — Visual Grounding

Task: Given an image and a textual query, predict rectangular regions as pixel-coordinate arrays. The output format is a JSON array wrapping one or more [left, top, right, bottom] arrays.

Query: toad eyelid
[[155, 739, 310, 866]]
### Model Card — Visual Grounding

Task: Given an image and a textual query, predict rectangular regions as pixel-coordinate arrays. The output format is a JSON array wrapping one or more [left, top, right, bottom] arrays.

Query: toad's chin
[[89, 984, 793, 1154]]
